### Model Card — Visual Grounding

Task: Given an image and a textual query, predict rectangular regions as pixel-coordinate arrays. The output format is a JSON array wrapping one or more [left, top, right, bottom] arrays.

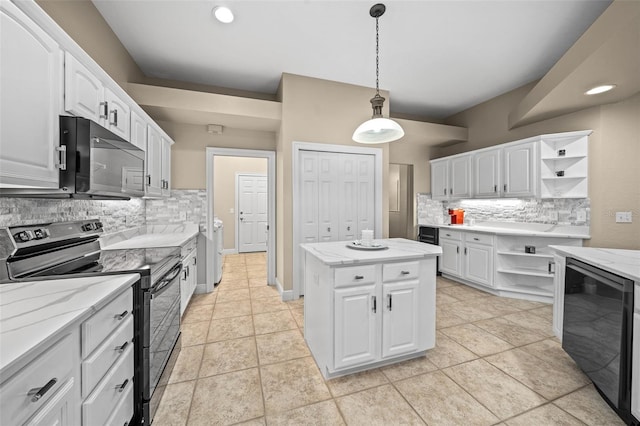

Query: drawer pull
[[354, 275, 364, 280], [28, 378, 57, 403], [116, 379, 129, 393], [401, 271, 410, 275], [446, 233, 451, 237], [473, 237, 479, 241], [114, 310, 128, 321], [116, 341, 129, 353]]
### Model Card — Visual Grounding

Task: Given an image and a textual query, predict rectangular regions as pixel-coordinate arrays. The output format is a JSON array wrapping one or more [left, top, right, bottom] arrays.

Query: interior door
[[238, 174, 268, 253]]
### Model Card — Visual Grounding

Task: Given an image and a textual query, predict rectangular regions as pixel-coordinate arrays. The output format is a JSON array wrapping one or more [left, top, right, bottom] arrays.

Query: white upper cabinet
[[539, 130, 590, 198], [64, 52, 103, 123], [130, 110, 147, 151], [430, 154, 471, 200], [0, 1, 62, 188], [430, 159, 449, 200], [65, 53, 130, 141], [503, 141, 537, 198], [145, 125, 163, 197], [474, 148, 501, 198], [160, 136, 171, 196]]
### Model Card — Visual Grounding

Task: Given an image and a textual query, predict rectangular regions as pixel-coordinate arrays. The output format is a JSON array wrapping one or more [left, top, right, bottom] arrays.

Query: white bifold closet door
[[299, 150, 375, 246]]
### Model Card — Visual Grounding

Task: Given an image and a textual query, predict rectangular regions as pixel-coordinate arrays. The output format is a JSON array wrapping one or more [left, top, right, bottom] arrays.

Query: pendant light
[[353, 3, 404, 144]]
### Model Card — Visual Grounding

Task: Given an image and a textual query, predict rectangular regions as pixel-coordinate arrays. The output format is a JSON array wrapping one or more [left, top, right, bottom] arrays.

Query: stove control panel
[[13, 228, 50, 242], [81, 221, 104, 232], [8, 220, 103, 248]]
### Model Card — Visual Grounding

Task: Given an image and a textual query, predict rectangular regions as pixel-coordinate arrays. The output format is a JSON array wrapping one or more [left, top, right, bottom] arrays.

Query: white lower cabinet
[[439, 230, 494, 288], [180, 238, 198, 316], [552, 254, 566, 340], [305, 255, 435, 379]]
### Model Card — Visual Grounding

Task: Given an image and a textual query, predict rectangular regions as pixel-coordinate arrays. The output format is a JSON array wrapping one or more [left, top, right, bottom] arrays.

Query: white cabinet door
[[161, 137, 171, 196], [145, 125, 163, 197], [317, 152, 338, 242], [103, 88, 130, 140], [382, 281, 419, 358], [129, 110, 147, 151], [23, 379, 76, 426], [430, 159, 448, 200], [552, 254, 566, 340], [180, 251, 197, 316], [440, 239, 461, 276], [300, 151, 319, 244], [464, 242, 494, 287], [334, 285, 378, 369], [449, 155, 472, 199], [474, 148, 501, 198], [1, 2, 62, 188], [503, 141, 537, 197], [64, 52, 103, 124], [338, 153, 358, 241]]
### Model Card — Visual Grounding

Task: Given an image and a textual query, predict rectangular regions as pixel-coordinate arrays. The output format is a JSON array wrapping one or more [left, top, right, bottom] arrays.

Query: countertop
[[0, 274, 139, 379], [419, 221, 590, 239], [550, 246, 640, 282], [101, 223, 199, 250], [301, 238, 442, 266]]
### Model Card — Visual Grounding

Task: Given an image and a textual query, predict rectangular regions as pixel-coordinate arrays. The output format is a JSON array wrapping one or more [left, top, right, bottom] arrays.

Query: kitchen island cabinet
[[301, 238, 441, 379]]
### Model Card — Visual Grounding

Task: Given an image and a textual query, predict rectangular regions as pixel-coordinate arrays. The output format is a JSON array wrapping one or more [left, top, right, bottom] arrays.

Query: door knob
[[327, 227, 331, 232]]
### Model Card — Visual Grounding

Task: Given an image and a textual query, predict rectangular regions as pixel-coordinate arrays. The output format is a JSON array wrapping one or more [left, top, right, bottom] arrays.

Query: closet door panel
[[339, 154, 358, 241], [300, 151, 319, 244], [357, 154, 376, 236], [318, 152, 339, 242]]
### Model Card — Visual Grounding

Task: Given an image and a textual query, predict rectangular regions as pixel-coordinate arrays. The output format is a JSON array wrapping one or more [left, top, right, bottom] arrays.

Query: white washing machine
[[212, 218, 224, 284]]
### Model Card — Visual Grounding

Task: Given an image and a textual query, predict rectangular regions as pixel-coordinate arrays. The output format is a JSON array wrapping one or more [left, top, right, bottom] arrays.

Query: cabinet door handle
[[116, 341, 129, 353], [450, 188, 453, 195], [147, 175, 151, 186], [464, 247, 467, 255], [387, 294, 392, 311], [372, 296, 376, 313], [327, 227, 331, 232], [115, 310, 128, 320], [494, 184, 497, 193], [354, 275, 364, 280], [115, 379, 129, 393], [110, 108, 118, 126], [183, 269, 188, 280], [56, 145, 67, 170], [28, 378, 57, 402], [401, 270, 410, 275], [504, 184, 507, 192], [100, 101, 108, 119], [444, 188, 447, 195], [347, 226, 351, 231], [456, 246, 459, 254], [548, 262, 554, 274], [193, 257, 197, 265]]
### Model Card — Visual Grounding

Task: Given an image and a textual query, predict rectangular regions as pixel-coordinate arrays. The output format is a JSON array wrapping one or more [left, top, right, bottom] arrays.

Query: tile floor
[[154, 253, 624, 426]]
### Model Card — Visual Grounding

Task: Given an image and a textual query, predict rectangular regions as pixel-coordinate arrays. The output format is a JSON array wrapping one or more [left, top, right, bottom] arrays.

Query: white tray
[[346, 241, 388, 251]]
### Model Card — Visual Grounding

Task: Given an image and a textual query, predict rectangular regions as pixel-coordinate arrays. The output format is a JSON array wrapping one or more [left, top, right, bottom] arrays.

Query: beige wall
[[212, 157, 268, 250], [443, 87, 640, 249]]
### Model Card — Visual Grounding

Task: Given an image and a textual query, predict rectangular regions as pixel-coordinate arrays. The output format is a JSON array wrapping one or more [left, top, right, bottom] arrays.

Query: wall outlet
[[615, 211, 633, 223], [549, 211, 559, 221], [576, 209, 586, 222], [179, 211, 187, 221]]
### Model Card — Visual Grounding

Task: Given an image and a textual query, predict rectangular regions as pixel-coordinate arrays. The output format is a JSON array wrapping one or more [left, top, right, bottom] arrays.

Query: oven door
[[563, 258, 634, 412]]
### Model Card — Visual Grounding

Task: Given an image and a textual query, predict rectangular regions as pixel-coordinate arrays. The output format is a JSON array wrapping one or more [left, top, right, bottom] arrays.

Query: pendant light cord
[[375, 16, 380, 96]]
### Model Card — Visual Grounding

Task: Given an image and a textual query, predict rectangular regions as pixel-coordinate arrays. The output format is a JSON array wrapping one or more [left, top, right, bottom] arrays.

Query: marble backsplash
[[417, 193, 591, 226], [145, 190, 208, 231], [0, 197, 145, 232]]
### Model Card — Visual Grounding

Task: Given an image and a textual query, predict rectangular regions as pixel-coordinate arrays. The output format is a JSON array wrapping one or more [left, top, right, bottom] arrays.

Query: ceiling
[[92, 0, 612, 120]]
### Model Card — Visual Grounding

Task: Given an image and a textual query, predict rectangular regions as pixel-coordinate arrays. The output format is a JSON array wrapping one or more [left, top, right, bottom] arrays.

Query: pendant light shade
[[353, 3, 404, 144]]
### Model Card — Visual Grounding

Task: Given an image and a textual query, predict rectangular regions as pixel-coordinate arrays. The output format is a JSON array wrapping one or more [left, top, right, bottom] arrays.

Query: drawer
[[439, 229, 462, 241], [104, 376, 134, 426], [82, 288, 133, 358], [334, 265, 376, 288], [0, 333, 74, 426], [383, 261, 420, 282], [82, 343, 134, 426], [82, 314, 134, 398], [464, 232, 494, 245], [181, 237, 197, 258]]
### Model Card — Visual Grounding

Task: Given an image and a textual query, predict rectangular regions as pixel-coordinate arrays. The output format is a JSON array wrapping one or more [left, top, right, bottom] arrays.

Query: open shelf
[[497, 250, 554, 259], [497, 268, 554, 278], [541, 155, 587, 161], [496, 285, 553, 297], [541, 176, 587, 181]]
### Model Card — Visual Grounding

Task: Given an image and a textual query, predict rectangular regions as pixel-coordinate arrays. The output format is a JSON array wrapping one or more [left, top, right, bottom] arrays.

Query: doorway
[[389, 163, 414, 239], [236, 173, 268, 253], [206, 148, 276, 288]]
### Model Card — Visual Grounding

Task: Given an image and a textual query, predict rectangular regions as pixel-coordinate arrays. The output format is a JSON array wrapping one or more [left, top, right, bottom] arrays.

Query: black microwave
[[1, 116, 145, 200]]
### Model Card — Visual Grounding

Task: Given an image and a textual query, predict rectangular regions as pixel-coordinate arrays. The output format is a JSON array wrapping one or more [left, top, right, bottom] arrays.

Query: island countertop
[[301, 238, 442, 266], [550, 245, 640, 282]]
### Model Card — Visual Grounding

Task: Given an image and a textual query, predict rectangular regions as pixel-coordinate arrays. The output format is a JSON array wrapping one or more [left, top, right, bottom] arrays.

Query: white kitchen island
[[301, 238, 442, 379]]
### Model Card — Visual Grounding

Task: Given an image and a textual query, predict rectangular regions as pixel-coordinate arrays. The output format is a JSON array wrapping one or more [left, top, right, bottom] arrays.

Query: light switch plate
[[549, 211, 559, 221], [576, 210, 586, 222], [615, 211, 632, 223], [179, 211, 187, 221]]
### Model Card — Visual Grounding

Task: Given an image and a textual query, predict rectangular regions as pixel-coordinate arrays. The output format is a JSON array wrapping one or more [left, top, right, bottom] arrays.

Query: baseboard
[[275, 277, 294, 301], [222, 248, 238, 255]]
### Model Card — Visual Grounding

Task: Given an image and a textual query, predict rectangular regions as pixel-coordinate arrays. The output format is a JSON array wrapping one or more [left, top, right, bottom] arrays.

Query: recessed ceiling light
[[212, 6, 234, 23], [585, 84, 616, 95]]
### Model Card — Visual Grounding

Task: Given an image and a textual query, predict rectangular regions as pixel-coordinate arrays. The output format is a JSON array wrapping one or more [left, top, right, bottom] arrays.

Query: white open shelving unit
[[539, 130, 590, 198]]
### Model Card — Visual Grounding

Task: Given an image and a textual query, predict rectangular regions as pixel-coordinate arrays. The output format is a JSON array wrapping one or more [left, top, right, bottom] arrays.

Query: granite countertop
[[419, 221, 590, 239], [301, 238, 442, 266], [550, 246, 640, 282], [101, 223, 199, 250], [0, 274, 139, 379]]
